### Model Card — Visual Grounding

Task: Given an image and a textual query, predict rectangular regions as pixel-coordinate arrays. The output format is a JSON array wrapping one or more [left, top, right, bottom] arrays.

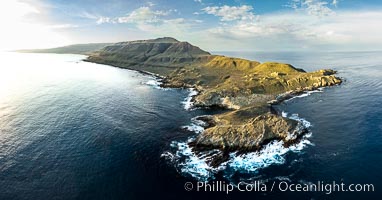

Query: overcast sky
[[1, 0, 382, 51]]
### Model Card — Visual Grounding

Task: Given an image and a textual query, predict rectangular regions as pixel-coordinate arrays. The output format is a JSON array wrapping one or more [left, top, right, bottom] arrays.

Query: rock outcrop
[[193, 113, 303, 152], [25, 37, 342, 160], [84, 37, 342, 155]]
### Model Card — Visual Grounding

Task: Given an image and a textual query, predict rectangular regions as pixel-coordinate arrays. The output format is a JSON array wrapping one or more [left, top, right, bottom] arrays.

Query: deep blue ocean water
[[0, 52, 381, 199]]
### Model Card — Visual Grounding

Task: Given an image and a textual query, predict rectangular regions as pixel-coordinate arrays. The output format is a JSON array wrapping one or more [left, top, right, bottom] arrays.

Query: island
[[21, 37, 342, 166], [17, 43, 112, 55]]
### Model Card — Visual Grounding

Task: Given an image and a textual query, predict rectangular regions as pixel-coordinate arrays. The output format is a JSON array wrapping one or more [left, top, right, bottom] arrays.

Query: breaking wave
[[180, 116, 207, 134], [161, 112, 314, 181], [181, 88, 198, 110], [285, 88, 324, 102], [144, 79, 170, 90], [162, 139, 223, 181]]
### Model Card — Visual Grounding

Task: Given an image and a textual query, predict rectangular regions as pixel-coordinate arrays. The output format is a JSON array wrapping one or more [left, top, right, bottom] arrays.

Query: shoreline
[[83, 55, 342, 167], [19, 38, 343, 168], [82, 58, 167, 80]]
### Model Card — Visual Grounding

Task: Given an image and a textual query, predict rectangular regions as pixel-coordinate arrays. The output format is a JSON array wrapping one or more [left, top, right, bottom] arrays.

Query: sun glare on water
[[0, 0, 69, 51]]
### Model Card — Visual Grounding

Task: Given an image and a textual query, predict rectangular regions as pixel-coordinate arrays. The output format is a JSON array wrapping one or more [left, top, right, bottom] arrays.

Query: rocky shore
[[27, 37, 343, 166]]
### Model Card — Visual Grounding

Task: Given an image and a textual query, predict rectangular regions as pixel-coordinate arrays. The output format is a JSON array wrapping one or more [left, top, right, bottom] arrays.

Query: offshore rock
[[34, 37, 342, 159], [192, 113, 305, 152]]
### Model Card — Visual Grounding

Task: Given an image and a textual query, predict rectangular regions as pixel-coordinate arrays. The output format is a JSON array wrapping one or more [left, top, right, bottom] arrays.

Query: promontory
[[20, 37, 342, 165]]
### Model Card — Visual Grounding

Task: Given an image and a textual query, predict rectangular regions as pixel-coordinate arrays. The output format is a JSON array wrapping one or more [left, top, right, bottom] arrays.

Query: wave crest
[[162, 112, 314, 181], [181, 88, 198, 110]]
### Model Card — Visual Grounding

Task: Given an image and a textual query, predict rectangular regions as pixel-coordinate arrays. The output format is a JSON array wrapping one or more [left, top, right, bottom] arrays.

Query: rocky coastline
[[24, 37, 343, 167]]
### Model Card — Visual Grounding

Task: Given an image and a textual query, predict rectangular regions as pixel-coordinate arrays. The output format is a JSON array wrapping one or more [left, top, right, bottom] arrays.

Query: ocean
[[0, 51, 380, 199]]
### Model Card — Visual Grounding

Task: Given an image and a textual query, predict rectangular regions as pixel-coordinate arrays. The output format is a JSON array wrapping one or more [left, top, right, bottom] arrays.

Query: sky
[[1, 0, 382, 51]]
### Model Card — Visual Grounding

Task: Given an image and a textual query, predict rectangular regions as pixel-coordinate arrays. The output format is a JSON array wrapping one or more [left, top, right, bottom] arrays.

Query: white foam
[[161, 140, 220, 181], [163, 73, 323, 181], [165, 133, 313, 181], [144, 79, 170, 90], [164, 114, 314, 181], [289, 113, 312, 128], [181, 116, 208, 134], [282, 111, 312, 141], [181, 124, 205, 134], [160, 151, 175, 161], [182, 88, 198, 110], [226, 134, 312, 172], [227, 141, 287, 172], [145, 80, 160, 87], [282, 111, 312, 128], [285, 88, 323, 102]]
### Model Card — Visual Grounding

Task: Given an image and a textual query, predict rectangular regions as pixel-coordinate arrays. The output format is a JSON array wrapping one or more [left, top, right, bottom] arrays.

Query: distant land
[[16, 43, 112, 55], [20, 37, 342, 166]]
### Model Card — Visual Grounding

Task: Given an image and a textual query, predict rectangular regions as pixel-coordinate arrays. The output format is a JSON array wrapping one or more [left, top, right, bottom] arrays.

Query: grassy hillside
[[85, 37, 211, 75], [20, 37, 342, 157]]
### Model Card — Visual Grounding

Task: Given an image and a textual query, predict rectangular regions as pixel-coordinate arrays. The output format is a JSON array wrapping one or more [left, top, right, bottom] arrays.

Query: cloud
[[50, 24, 79, 29], [194, 0, 202, 3], [93, 6, 201, 39], [131, 17, 202, 41], [96, 17, 112, 24], [117, 6, 170, 23], [96, 6, 172, 25], [332, 0, 339, 7], [203, 10, 382, 51], [137, 18, 186, 31], [7, 0, 378, 52], [147, 2, 155, 7], [200, 2, 348, 49], [289, 0, 335, 16], [202, 5, 256, 21], [78, 11, 99, 20]]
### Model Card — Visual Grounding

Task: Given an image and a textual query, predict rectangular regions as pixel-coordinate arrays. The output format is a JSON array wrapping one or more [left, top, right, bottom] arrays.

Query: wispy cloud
[[96, 6, 175, 25], [203, 8, 382, 51], [93, 6, 201, 39], [5, 0, 381, 51], [116, 6, 170, 23], [288, 0, 335, 16], [202, 5, 256, 21], [95, 17, 111, 24], [147, 2, 155, 7], [93, 3, 382, 51], [49, 24, 79, 29], [78, 11, 99, 20], [332, 0, 339, 7]]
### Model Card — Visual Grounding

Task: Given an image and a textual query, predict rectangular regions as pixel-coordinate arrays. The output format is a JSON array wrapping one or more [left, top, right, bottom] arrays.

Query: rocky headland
[[25, 37, 342, 166]]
